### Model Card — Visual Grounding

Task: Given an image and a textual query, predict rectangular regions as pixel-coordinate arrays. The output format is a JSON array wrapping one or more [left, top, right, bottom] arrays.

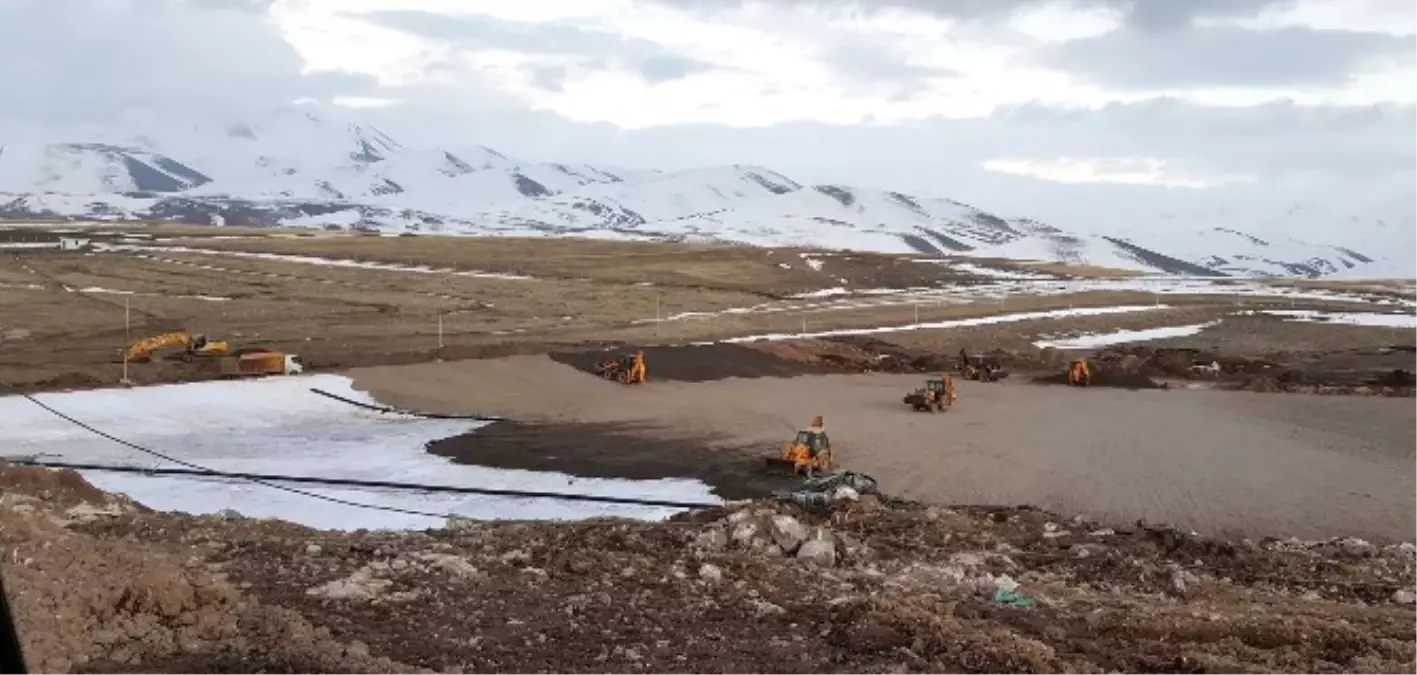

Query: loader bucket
[[763, 457, 800, 475]]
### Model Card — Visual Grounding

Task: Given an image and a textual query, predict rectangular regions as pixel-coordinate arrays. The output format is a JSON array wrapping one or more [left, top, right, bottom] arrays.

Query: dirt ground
[[3, 464, 1414, 674], [351, 355, 1416, 543]]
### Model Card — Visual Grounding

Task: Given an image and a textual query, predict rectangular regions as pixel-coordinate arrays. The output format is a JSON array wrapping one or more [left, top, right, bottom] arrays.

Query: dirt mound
[[548, 343, 835, 382], [0, 465, 418, 674], [427, 421, 797, 499], [1030, 370, 1168, 390], [11, 464, 1409, 674]]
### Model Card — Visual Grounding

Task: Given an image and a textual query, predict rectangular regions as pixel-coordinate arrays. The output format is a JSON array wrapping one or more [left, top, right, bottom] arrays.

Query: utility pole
[[436, 309, 444, 359], [120, 297, 131, 386], [914, 302, 920, 325], [655, 294, 661, 322]]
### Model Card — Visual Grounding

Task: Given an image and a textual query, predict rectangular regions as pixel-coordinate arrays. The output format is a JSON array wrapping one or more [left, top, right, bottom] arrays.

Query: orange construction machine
[[1068, 358, 1092, 386], [595, 350, 648, 384], [904, 373, 957, 412], [764, 415, 833, 476]]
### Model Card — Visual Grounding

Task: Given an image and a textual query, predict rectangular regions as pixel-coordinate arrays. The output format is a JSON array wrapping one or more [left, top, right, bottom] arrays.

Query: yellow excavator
[[904, 373, 956, 412], [123, 331, 230, 363], [1068, 358, 1092, 387], [594, 350, 647, 384], [764, 415, 833, 476]]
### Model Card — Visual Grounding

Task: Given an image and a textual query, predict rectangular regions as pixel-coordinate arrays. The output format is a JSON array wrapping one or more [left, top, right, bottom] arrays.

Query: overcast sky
[[1, 0, 1413, 232]]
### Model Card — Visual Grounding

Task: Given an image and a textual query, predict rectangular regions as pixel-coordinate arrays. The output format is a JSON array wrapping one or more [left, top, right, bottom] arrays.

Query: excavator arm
[[123, 331, 229, 362]]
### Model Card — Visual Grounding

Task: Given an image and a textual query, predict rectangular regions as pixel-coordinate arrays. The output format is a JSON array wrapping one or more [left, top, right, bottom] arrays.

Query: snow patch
[[711, 305, 1171, 343], [1033, 322, 1220, 349], [0, 374, 717, 530], [1244, 310, 1417, 329]]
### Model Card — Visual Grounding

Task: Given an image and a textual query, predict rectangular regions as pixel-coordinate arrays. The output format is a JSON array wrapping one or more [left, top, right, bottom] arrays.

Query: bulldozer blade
[[763, 457, 799, 475]]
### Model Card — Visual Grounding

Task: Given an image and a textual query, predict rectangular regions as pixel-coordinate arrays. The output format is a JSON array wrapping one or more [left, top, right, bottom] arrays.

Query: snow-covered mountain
[[1, 107, 1408, 278]]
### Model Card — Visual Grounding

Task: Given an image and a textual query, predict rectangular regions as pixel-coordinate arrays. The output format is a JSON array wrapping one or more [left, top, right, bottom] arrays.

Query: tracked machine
[[594, 350, 648, 384], [904, 373, 957, 412], [764, 415, 833, 477]]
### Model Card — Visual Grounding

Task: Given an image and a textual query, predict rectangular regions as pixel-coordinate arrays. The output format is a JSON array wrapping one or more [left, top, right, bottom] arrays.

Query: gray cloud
[[356, 10, 716, 86], [647, 0, 1296, 31], [821, 41, 959, 90], [1045, 25, 1416, 88], [0, 0, 376, 126]]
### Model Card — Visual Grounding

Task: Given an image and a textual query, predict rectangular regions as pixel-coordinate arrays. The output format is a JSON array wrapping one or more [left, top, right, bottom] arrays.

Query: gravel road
[[353, 356, 1416, 542]]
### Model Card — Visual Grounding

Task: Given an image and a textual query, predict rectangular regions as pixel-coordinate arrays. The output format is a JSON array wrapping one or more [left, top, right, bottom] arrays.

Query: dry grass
[[1, 229, 1406, 392]]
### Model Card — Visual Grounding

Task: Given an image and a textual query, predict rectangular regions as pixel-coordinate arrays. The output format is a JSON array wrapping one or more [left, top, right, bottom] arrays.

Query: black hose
[[309, 388, 507, 422], [6, 459, 719, 511]]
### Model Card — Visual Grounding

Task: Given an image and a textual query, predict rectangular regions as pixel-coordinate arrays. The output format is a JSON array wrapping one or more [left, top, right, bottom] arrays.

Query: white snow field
[[714, 304, 1172, 343], [1246, 310, 1417, 329], [0, 375, 719, 530]]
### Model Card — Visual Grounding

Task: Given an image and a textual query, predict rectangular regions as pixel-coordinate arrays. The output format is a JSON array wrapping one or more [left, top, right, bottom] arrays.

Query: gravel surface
[[354, 356, 1416, 542]]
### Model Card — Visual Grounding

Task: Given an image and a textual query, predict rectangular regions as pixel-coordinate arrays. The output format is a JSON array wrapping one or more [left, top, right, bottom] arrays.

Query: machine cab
[[284, 354, 305, 375], [793, 429, 829, 456], [925, 379, 945, 393]]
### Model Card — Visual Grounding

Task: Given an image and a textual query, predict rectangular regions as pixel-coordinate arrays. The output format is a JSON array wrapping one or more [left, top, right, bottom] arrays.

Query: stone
[[694, 527, 728, 552], [797, 539, 837, 566], [698, 563, 723, 583], [1393, 589, 1416, 605], [305, 544, 323, 556], [769, 515, 808, 554]]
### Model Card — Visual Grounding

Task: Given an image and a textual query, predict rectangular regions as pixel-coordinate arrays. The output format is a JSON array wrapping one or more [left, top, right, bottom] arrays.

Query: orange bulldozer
[[1068, 358, 1092, 386], [763, 415, 833, 476]]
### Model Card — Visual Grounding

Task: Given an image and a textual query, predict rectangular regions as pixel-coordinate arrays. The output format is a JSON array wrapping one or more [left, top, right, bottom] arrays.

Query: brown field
[[3, 227, 1408, 392]]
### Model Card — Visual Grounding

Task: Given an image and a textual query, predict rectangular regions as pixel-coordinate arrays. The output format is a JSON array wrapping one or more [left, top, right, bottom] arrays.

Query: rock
[[698, 563, 723, 583], [693, 527, 728, 553], [993, 574, 1020, 592], [214, 508, 245, 520], [391, 558, 409, 571], [797, 539, 836, 566], [730, 521, 761, 547], [1171, 569, 1200, 595], [306, 543, 323, 556], [1393, 589, 1416, 605], [500, 548, 532, 566], [769, 515, 808, 554], [1088, 528, 1115, 537], [417, 552, 483, 579], [306, 567, 393, 601], [346, 640, 371, 658], [749, 599, 786, 617]]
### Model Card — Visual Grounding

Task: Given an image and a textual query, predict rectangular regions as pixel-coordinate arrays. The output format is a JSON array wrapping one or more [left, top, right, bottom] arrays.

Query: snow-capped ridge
[[0, 108, 1408, 279]]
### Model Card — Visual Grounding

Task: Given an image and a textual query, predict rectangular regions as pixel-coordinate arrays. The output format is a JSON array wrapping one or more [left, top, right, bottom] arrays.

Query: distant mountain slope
[[0, 106, 1408, 278]]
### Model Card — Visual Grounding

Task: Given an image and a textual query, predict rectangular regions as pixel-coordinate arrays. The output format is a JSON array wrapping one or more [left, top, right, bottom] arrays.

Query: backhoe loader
[[904, 373, 956, 412], [1068, 358, 1092, 387], [764, 415, 833, 476], [959, 349, 1006, 382], [595, 350, 647, 384], [123, 331, 230, 363]]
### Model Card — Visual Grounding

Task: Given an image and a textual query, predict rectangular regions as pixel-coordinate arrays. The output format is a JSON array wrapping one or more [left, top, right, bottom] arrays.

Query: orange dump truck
[[216, 351, 304, 378]]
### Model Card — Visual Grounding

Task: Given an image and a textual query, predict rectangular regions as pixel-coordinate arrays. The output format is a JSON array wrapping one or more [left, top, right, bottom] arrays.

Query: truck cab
[[283, 354, 305, 375]]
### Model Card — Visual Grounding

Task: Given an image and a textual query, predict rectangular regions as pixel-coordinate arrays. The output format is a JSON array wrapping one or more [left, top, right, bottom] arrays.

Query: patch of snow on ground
[[0, 374, 718, 530], [921, 260, 1055, 280], [74, 286, 232, 302], [711, 304, 1171, 343], [95, 243, 536, 281], [1032, 322, 1220, 349], [799, 253, 825, 271], [1246, 310, 1417, 329]]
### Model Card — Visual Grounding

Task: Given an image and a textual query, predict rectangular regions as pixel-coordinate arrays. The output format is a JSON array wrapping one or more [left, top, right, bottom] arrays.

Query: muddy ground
[[428, 421, 799, 499], [548, 343, 837, 382], [352, 354, 1416, 542], [3, 464, 1414, 674]]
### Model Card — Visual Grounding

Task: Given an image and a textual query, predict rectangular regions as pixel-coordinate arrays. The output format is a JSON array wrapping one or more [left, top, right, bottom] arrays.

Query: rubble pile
[[2, 464, 1414, 673]]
